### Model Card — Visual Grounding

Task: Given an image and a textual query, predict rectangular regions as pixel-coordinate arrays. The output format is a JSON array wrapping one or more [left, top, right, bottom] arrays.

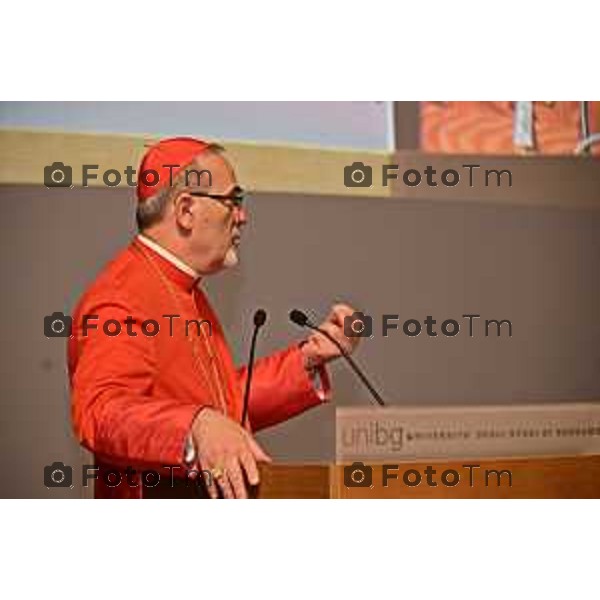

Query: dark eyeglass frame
[[189, 188, 246, 209]]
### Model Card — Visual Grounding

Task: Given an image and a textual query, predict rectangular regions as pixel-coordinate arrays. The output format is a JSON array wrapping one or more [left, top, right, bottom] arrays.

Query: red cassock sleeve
[[70, 293, 332, 467], [70, 300, 201, 469], [238, 345, 331, 432]]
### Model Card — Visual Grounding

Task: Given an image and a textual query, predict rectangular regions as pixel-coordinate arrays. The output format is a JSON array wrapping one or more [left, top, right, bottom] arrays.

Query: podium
[[257, 403, 600, 498], [257, 455, 600, 498], [143, 403, 600, 498]]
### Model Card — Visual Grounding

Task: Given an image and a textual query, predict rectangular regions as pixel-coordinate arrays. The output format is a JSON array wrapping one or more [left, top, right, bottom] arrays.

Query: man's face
[[180, 150, 248, 274]]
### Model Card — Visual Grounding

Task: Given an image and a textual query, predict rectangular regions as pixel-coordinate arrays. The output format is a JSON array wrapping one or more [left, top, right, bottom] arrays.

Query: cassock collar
[[136, 234, 202, 292]]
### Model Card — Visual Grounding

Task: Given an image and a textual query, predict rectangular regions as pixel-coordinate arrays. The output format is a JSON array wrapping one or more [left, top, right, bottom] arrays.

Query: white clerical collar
[[137, 234, 200, 279]]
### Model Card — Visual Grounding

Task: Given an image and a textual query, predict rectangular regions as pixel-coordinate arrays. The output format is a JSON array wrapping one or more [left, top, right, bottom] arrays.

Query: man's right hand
[[190, 408, 271, 499]]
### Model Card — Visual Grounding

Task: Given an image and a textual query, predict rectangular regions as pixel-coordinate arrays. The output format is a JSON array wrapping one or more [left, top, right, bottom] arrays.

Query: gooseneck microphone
[[241, 309, 268, 426], [289, 309, 385, 407]]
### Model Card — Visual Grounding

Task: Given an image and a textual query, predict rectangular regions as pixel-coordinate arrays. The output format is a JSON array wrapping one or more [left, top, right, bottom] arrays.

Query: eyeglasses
[[189, 188, 246, 210]]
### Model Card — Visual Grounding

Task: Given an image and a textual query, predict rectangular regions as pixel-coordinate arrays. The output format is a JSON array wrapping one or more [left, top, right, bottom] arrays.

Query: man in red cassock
[[68, 137, 359, 499]]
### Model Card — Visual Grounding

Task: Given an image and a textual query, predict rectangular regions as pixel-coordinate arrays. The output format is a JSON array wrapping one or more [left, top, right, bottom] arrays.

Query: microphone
[[241, 309, 267, 426], [289, 309, 385, 407]]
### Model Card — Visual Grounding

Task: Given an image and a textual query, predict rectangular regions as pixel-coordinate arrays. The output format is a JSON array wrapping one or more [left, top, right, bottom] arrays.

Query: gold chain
[[137, 244, 228, 414]]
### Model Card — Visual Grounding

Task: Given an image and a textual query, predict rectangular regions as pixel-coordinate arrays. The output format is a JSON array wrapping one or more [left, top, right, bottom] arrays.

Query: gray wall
[[1, 185, 599, 497]]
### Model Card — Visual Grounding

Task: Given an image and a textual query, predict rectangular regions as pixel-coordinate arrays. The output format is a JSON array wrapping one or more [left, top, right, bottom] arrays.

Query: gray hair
[[135, 143, 225, 231], [136, 184, 172, 230]]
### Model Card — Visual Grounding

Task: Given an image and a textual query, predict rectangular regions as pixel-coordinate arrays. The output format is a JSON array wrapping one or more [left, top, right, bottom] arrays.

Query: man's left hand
[[300, 303, 361, 368]]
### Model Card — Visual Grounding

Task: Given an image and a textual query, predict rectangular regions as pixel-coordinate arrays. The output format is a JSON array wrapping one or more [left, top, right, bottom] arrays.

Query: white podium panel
[[336, 403, 600, 462]]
